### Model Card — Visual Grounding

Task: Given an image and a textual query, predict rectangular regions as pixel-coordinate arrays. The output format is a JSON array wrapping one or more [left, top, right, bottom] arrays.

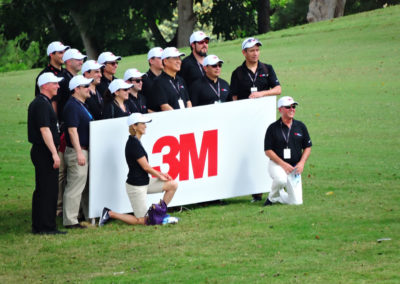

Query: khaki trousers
[[63, 147, 89, 226]]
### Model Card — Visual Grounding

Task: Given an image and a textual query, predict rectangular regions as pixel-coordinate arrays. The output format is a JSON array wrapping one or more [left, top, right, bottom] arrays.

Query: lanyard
[[207, 80, 220, 98], [280, 121, 291, 146], [169, 79, 183, 99], [73, 97, 93, 121], [247, 70, 258, 87], [197, 61, 205, 76]]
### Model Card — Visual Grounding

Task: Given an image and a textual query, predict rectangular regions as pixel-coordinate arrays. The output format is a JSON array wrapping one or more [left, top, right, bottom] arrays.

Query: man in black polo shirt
[[28, 72, 66, 235], [179, 31, 209, 90], [97, 51, 121, 97], [34, 41, 70, 111], [124, 68, 148, 114], [148, 47, 192, 111], [142, 47, 163, 106], [264, 96, 312, 206], [230, 37, 282, 202], [62, 75, 93, 229], [83, 60, 104, 120], [190, 54, 229, 106]]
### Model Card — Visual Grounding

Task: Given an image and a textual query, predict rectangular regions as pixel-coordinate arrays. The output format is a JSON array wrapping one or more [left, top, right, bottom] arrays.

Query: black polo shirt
[[125, 135, 149, 186], [86, 88, 104, 120], [28, 94, 60, 146], [127, 93, 148, 114], [56, 69, 73, 122], [230, 61, 280, 100], [179, 53, 205, 89], [63, 97, 93, 148], [103, 101, 132, 119], [264, 118, 312, 167], [148, 72, 190, 112], [190, 76, 230, 106], [96, 72, 115, 98], [34, 64, 64, 97], [142, 69, 158, 100]]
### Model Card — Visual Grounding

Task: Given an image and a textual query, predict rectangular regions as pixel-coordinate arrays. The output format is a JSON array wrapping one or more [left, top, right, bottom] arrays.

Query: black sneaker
[[99, 207, 111, 227], [65, 223, 87, 229], [263, 198, 273, 206]]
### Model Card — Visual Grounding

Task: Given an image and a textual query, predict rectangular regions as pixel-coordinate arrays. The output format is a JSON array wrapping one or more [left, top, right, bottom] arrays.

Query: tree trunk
[[307, 0, 347, 23], [257, 0, 270, 34], [70, 10, 99, 59], [177, 0, 196, 48]]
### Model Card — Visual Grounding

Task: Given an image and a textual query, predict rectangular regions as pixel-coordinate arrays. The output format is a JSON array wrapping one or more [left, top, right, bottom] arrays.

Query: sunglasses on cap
[[283, 105, 296, 109], [106, 61, 118, 66], [210, 63, 222, 68], [196, 39, 209, 45], [129, 78, 142, 83]]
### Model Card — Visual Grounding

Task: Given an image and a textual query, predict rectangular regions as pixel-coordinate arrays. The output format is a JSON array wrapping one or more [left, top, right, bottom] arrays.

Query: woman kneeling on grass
[[99, 113, 178, 226]]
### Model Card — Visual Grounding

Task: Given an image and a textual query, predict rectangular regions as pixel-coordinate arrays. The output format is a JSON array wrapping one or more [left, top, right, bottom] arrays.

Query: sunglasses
[[284, 105, 296, 109], [106, 61, 118, 66], [211, 63, 222, 68], [80, 84, 90, 88], [120, 88, 130, 92], [130, 79, 142, 83], [196, 39, 209, 45]]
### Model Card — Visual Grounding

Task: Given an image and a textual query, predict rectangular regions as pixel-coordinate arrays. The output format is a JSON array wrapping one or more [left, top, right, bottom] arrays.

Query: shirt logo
[[259, 74, 267, 77], [221, 88, 228, 92], [294, 132, 302, 137]]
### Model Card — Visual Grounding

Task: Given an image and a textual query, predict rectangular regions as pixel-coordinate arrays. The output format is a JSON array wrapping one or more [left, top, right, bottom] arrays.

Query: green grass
[[1, 5, 400, 283]]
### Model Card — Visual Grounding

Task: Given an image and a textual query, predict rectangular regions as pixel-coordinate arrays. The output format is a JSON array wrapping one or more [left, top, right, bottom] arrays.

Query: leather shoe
[[65, 223, 87, 229]]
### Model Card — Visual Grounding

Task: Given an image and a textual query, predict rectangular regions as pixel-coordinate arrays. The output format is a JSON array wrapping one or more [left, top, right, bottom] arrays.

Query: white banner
[[89, 97, 276, 218]]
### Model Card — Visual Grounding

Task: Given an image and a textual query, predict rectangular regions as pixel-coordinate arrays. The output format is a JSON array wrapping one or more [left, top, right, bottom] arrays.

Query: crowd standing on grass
[[28, 31, 311, 234]]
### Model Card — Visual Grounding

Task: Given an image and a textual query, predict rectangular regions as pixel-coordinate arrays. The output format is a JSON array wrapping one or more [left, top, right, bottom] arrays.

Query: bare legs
[[162, 180, 178, 205], [108, 210, 146, 225]]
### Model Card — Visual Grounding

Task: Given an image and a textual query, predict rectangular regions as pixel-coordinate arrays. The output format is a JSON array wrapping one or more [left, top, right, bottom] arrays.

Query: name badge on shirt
[[284, 148, 291, 159], [178, 99, 185, 109], [251, 87, 258, 93]]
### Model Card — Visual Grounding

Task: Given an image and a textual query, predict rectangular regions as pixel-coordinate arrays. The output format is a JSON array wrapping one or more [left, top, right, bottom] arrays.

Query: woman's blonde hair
[[129, 124, 136, 136]]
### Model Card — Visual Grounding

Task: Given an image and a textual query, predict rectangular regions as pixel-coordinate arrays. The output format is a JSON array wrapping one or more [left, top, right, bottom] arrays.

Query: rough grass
[[0, 5, 400, 283]]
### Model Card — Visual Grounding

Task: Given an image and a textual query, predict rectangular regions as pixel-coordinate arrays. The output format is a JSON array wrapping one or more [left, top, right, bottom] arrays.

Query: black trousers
[[31, 144, 59, 232]]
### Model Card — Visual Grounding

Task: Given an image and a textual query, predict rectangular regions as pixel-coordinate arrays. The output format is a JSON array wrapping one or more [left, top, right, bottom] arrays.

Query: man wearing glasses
[[189, 55, 230, 106], [263, 96, 312, 206], [231, 37, 282, 202], [179, 31, 210, 90], [97, 51, 122, 97], [124, 68, 149, 114], [62, 75, 94, 229]]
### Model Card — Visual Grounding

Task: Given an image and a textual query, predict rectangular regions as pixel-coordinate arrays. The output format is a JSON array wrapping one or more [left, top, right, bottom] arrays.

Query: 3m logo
[[152, 130, 218, 181]]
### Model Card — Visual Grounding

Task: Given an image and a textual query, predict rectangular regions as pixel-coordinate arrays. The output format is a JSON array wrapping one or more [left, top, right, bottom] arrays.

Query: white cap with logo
[[127, 113, 152, 126], [161, 47, 185, 60], [37, 72, 64, 87], [242, 37, 262, 50], [62, 48, 87, 62], [277, 96, 298, 108], [97, 52, 122, 64], [147, 47, 164, 60], [189, 31, 210, 45], [81, 60, 103, 74], [69, 75, 94, 91], [47, 41, 70, 56], [203, 55, 224, 66], [124, 68, 145, 81], [108, 79, 133, 94]]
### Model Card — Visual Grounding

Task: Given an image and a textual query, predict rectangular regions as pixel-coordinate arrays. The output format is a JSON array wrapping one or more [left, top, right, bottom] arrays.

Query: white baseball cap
[[97, 52, 122, 64], [69, 75, 93, 91], [47, 41, 70, 56], [81, 60, 103, 74], [277, 96, 298, 108], [242, 37, 262, 50], [189, 31, 210, 45], [62, 48, 87, 62], [123, 68, 145, 81], [108, 79, 133, 94], [161, 47, 185, 60], [127, 113, 152, 126], [203, 55, 224, 66], [37, 72, 64, 87], [147, 47, 164, 60]]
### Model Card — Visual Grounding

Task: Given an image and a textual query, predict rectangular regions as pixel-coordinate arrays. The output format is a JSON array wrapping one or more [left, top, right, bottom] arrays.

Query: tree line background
[[0, 0, 398, 72]]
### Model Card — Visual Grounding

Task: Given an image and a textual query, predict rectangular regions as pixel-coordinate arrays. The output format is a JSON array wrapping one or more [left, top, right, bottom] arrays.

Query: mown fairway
[[0, 6, 399, 283]]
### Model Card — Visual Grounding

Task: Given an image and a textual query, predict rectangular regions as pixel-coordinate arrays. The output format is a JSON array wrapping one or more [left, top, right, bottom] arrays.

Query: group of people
[[27, 30, 312, 235]]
